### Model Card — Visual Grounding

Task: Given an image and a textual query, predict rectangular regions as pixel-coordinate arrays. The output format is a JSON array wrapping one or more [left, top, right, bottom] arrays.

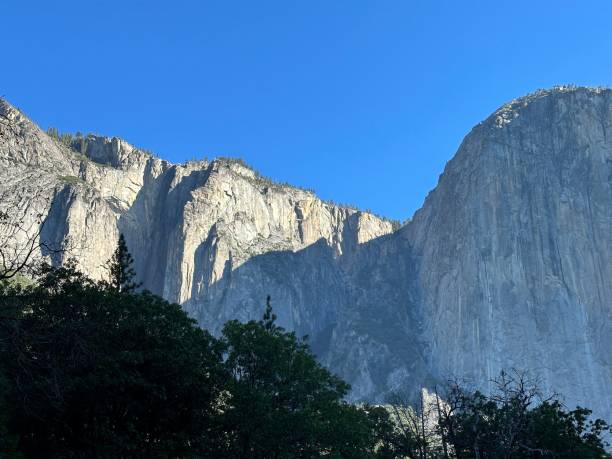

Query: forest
[[0, 227, 610, 458]]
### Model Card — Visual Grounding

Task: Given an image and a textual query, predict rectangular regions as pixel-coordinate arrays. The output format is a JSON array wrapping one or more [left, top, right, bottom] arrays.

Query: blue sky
[[3, 1, 612, 220]]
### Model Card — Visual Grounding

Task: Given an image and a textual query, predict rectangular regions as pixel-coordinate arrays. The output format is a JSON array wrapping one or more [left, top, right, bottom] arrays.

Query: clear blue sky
[[3, 1, 612, 220]]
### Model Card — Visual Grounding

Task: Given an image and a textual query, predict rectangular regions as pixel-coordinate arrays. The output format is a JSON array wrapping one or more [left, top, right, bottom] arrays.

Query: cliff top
[[485, 85, 612, 129], [0, 97, 399, 225]]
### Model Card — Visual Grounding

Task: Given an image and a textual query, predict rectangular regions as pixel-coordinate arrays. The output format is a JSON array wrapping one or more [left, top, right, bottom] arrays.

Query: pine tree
[[106, 234, 140, 293], [260, 295, 278, 332], [221, 296, 379, 457], [46, 127, 59, 139]]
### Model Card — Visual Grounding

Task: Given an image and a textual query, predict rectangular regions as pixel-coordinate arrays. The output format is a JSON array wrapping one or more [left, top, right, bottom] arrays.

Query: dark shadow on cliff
[[117, 162, 213, 298], [40, 185, 77, 265], [102, 162, 438, 402], [183, 215, 437, 402]]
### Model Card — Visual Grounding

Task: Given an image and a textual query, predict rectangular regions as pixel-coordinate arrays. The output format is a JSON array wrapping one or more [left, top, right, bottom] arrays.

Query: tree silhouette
[[0, 208, 70, 282], [106, 234, 140, 293], [260, 294, 278, 332]]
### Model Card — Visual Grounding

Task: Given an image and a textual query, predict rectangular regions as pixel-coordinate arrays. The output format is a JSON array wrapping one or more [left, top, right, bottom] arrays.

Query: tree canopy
[[106, 233, 140, 293], [383, 370, 611, 459], [0, 262, 227, 457], [220, 296, 380, 458], [0, 237, 609, 457], [0, 263, 383, 457]]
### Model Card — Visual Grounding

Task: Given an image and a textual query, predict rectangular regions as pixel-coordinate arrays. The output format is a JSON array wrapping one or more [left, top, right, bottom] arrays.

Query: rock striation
[[403, 86, 612, 419], [0, 86, 610, 422]]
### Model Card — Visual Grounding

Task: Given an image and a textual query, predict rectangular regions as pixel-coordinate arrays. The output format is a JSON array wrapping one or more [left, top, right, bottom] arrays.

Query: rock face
[[403, 87, 612, 418], [0, 86, 610, 422]]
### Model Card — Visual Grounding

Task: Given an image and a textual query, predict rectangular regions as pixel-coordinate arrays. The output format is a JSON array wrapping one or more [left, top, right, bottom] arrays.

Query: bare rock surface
[[0, 87, 610, 421]]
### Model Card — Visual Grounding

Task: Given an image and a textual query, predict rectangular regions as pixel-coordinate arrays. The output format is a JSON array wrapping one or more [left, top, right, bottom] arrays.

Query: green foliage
[[0, 272, 34, 288], [46, 127, 94, 162], [436, 371, 612, 459], [527, 402, 611, 459], [105, 234, 140, 293], [390, 219, 402, 231], [220, 295, 380, 458], [0, 270, 386, 457], [45, 126, 60, 140], [46, 127, 74, 148], [0, 257, 609, 458], [73, 136, 89, 155], [380, 371, 612, 458], [216, 157, 317, 194], [0, 372, 21, 458], [0, 262, 227, 457]]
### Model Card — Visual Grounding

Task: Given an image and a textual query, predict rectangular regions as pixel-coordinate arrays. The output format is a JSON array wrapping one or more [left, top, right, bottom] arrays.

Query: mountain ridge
[[1, 86, 610, 423]]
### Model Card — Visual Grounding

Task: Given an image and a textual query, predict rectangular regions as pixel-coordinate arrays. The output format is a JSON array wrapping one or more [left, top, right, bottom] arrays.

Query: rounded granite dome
[[483, 85, 612, 130]]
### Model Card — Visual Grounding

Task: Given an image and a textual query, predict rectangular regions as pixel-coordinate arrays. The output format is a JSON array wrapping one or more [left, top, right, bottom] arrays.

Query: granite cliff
[[0, 86, 610, 421]]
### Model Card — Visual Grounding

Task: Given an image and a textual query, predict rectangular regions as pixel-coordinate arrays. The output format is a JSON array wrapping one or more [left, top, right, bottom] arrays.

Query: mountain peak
[[487, 85, 612, 129], [1, 90, 611, 426]]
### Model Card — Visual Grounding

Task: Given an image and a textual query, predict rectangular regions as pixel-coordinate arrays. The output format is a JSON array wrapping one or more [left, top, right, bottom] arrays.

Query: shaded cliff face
[[0, 97, 405, 398], [402, 87, 612, 416], [0, 87, 611, 421]]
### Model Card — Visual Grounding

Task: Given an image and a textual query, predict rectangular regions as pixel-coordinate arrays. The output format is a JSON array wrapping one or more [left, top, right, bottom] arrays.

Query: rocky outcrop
[[0, 98, 401, 399], [1, 86, 610, 422], [402, 86, 612, 418]]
